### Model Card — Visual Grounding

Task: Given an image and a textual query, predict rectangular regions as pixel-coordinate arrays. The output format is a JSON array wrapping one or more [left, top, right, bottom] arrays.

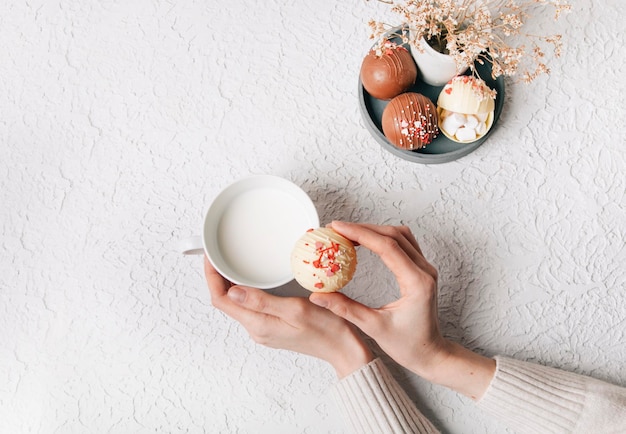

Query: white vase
[[410, 37, 468, 86]]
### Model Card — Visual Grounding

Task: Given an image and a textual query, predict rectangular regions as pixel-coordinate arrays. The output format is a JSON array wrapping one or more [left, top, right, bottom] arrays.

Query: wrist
[[420, 340, 496, 400], [328, 329, 374, 379]]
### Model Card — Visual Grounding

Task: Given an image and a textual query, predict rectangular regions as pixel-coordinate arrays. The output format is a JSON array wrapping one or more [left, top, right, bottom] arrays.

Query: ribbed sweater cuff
[[477, 356, 587, 433], [332, 358, 439, 434]]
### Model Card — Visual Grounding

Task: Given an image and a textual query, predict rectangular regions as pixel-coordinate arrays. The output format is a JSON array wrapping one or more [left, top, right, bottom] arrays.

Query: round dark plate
[[359, 33, 505, 164]]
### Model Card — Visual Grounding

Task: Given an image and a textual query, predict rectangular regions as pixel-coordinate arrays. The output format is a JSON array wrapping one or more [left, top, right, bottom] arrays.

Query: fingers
[[227, 285, 303, 319], [330, 221, 436, 285], [333, 221, 422, 259], [358, 223, 425, 264], [394, 225, 424, 256], [204, 257, 269, 321], [337, 222, 421, 254], [204, 257, 304, 328], [309, 292, 381, 337], [332, 221, 413, 268], [204, 256, 230, 298]]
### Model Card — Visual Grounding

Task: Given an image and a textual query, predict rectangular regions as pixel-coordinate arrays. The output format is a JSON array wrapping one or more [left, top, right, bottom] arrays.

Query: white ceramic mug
[[178, 175, 319, 289]]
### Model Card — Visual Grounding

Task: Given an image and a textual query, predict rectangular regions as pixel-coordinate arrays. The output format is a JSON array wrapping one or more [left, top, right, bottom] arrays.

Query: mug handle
[[178, 236, 204, 255]]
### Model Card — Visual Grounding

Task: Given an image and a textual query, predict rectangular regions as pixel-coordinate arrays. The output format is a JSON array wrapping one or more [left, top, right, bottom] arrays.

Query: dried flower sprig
[[367, 0, 570, 82]]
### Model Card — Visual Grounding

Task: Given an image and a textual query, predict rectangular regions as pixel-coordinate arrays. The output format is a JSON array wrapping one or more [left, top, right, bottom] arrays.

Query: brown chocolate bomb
[[381, 92, 439, 150], [360, 42, 417, 100]]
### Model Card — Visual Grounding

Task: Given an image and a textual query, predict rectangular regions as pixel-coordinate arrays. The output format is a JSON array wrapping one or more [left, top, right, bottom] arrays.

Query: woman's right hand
[[309, 221, 496, 400]]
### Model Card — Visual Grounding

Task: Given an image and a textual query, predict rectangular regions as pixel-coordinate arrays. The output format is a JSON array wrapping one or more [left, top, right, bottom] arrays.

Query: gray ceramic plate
[[359, 36, 505, 164]]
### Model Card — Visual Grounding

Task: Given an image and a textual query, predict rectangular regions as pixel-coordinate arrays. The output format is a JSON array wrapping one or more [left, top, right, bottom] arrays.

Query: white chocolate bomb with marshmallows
[[437, 76, 496, 143], [290, 228, 357, 293]]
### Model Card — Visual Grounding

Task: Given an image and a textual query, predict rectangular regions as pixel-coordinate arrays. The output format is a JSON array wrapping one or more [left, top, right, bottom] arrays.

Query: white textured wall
[[1, 1, 624, 433]]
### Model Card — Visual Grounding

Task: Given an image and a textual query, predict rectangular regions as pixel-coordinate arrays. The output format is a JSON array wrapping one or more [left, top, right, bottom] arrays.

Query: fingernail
[[227, 287, 246, 304], [310, 295, 329, 308]]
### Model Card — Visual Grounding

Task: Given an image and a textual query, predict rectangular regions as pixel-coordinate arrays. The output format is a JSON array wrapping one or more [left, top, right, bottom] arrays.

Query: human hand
[[204, 257, 372, 378], [309, 221, 495, 400]]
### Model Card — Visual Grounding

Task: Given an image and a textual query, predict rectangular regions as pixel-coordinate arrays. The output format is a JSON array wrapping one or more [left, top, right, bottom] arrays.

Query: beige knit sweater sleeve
[[478, 356, 626, 433], [332, 358, 440, 433], [333, 357, 626, 434]]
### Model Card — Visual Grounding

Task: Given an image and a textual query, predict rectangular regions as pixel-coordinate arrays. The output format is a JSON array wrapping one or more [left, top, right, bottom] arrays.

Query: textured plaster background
[[1, 1, 625, 433]]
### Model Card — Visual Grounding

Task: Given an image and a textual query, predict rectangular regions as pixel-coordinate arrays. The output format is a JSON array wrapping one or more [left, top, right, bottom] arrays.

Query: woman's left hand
[[204, 258, 372, 378]]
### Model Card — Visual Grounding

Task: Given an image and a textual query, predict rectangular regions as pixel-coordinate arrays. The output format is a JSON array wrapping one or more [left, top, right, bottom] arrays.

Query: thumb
[[309, 292, 380, 336]]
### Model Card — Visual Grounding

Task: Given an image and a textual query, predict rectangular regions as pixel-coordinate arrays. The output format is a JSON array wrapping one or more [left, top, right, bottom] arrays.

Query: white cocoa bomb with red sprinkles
[[437, 76, 496, 143], [290, 228, 357, 293]]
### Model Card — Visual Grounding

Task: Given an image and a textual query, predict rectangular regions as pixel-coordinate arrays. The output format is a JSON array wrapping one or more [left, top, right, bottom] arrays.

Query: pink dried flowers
[[367, 0, 571, 82]]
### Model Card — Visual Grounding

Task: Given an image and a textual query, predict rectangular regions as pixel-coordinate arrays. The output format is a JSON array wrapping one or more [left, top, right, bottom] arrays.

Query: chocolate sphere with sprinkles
[[381, 92, 439, 150], [360, 41, 418, 100]]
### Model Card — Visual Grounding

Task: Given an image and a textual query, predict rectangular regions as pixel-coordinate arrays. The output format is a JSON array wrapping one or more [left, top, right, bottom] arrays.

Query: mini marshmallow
[[442, 112, 466, 133], [476, 112, 488, 122], [464, 115, 479, 129], [441, 116, 460, 135], [449, 112, 466, 126], [455, 126, 477, 142]]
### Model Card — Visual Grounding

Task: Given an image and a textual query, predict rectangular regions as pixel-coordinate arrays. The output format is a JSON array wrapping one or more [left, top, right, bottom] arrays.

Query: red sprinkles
[[303, 237, 344, 287]]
